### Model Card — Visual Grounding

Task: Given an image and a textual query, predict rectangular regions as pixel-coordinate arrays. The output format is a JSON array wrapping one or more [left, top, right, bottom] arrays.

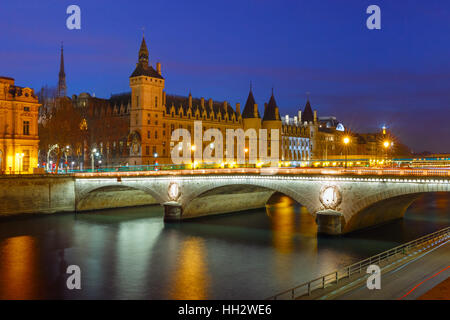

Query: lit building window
[[23, 121, 30, 135]]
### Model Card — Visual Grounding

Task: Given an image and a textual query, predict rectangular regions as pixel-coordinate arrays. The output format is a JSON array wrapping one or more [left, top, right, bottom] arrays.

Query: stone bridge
[[73, 168, 450, 235]]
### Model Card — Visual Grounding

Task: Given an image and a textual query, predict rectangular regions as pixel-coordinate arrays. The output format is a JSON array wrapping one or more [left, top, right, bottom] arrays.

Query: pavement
[[332, 240, 450, 300]]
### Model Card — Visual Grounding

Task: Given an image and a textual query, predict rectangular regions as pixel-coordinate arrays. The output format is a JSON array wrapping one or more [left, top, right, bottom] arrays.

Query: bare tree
[[39, 97, 84, 173]]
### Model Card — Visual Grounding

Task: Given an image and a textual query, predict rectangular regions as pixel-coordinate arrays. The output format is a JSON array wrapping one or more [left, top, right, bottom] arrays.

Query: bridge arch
[[75, 182, 165, 212], [179, 178, 316, 219], [342, 182, 450, 233]]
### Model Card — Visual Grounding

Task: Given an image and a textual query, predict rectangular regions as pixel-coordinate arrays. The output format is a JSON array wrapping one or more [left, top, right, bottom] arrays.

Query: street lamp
[[383, 140, 391, 166], [91, 148, 97, 172], [47, 144, 58, 172], [343, 136, 350, 169]]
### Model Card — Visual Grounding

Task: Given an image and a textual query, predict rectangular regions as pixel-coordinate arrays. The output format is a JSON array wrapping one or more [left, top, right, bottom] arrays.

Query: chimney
[[314, 110, 317, 123], [188, 92, 192, 108], [298, 111, 302, 123], [156, 62, 161, 75], [236, 103, 240, 114], [201, 97, 205, 108], [208, 98, 213, 110], [253, 104, 258, 117]]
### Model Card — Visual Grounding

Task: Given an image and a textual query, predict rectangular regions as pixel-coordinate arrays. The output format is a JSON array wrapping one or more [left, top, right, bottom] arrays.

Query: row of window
[[144, 145, 167, 157]]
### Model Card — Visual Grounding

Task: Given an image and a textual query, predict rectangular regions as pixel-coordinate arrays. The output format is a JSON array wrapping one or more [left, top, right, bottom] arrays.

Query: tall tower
[[262, 90, 282, 162], [241, 84, 261, 131], [129, 34, 165, 165], [57, 43, 67, 97]]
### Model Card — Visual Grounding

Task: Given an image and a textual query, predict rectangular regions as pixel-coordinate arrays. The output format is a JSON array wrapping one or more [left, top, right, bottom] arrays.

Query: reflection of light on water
[[115, 221, 162, 298], [0, 236, 38, 299], [267, 195, 319, 285], [297, 206, 318, 237], [268, 196, 296, 254], [170, 237, 210, 300], [267, 195, 318, 253], [433, 193, 450, 211]]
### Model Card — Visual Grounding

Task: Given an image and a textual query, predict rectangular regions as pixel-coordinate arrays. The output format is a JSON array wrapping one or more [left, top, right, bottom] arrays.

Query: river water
[[0, 193, 448, 299]]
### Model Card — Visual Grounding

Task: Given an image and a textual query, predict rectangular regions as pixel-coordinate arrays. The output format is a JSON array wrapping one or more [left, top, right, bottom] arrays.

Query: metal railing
[[267, 226, 450, 300]]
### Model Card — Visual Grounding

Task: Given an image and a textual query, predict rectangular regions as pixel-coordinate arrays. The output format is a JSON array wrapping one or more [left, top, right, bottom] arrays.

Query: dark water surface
[[0, 193, 449, 299]]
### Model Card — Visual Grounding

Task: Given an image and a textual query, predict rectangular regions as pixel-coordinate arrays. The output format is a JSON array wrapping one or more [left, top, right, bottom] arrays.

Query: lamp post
[[91, 148, 97, 172], [383, 140, 392, 167], [47, 144, 58, 172], [153, 152, 158, 168], [191, 145, 196, 168], [343, 136, 350, 169]]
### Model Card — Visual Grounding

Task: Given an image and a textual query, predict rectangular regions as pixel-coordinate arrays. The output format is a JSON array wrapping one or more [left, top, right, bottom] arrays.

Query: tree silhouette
[[39, 97, 83, 173]]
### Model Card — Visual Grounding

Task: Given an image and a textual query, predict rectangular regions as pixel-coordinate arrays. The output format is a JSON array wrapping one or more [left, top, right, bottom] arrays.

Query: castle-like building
[[71, 36, 344, 167]]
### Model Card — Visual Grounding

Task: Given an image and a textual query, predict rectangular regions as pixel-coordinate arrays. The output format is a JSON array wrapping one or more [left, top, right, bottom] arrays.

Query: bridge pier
[[163, 202, 183, 222], [315, 210, 344, 235]]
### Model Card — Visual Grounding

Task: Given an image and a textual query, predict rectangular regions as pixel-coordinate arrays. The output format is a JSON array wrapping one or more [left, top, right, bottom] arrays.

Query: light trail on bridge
[[73, 167, 450, 179]]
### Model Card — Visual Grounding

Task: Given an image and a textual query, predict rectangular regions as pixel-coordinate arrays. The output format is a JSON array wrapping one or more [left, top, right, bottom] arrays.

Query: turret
[[241, 87, 261, 131]]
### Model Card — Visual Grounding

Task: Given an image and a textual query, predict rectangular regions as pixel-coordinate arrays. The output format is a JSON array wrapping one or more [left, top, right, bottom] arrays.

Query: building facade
[[71, 36, 334, 167], [0, 76, 40, 174]]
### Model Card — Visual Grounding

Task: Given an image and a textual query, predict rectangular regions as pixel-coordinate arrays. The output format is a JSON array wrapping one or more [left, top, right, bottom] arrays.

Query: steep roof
[[262, 93, 280, 121], [241, 89, 260, 118], [130, 36, 164, 79], [302, 100, 314, 122], [138, 37, 149, 63], [130, 64, 164, 79]]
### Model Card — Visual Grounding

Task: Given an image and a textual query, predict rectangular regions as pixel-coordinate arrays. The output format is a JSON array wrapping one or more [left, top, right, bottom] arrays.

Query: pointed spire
[[302, 99, 314, 123], [130, 33, 164, 79], [59, 42, 65, 75], [263, 90, 281, 121], [242, 86, 259, 119], [57, 42, 67, 97], [138, 34, 149, 65]]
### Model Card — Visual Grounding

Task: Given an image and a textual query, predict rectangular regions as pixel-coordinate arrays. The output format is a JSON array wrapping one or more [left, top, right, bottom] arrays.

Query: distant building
[[0, 76, 40, 174]]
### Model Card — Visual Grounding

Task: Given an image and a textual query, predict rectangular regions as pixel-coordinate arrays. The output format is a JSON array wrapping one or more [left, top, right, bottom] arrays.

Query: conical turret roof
[[302, 100, 314, 122], [241, 88, 260, 118], [262, 92, 280, 121]]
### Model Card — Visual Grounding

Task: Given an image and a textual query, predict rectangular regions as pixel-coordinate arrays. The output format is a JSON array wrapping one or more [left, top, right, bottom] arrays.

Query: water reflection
[[0, 192, 447, 299], [169, 237, 210, 300], [0, 236, 40, 299]]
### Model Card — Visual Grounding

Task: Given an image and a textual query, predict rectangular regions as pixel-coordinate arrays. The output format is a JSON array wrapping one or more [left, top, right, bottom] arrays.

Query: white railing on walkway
[[267, 226, 450, 300]]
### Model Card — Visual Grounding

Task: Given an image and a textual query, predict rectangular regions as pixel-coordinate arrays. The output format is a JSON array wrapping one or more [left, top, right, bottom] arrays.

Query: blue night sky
[[1, 0, 449, 152]]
